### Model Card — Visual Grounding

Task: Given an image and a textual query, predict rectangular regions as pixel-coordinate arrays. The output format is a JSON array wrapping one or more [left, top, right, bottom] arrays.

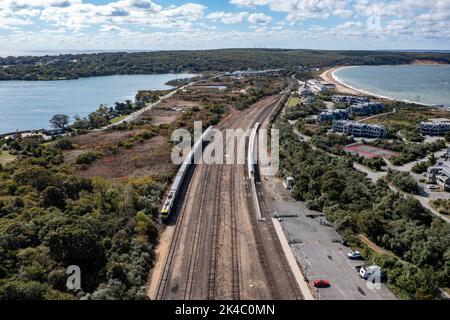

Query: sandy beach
[[320, 66, 364, 96], [320, 66, 439, 107]]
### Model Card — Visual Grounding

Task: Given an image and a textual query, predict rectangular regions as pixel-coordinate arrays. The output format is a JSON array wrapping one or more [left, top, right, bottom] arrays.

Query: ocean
[[333, 65, 450, 106], [0, 73, 195, 134]]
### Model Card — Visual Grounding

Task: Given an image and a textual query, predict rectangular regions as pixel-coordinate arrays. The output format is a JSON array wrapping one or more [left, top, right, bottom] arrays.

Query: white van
[[359, 265, 382, 280], [282, 177, 295, 190]]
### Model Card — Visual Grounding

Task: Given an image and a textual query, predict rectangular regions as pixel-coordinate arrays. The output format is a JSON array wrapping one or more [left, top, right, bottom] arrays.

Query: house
[[306, 79, 328, 94], [418, 121, 450, 136], [332, 120, 388, 138], [443, 148, 450, 160], [426, 161, 450, 191], [322, 82, 336, 91], [348, 102, 384, 116], [43, 128, 65, 136], [299, 86, 313, 97], [304, 96, 316, 106], [332, 95, 369, 104], [317, 109, 348, 122]]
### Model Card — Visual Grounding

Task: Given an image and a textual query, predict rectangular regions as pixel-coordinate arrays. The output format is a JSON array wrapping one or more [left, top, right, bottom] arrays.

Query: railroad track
[[257, 185, 304, 300], [154, 90, 298, 300], [155, 165, 198, 300], [184, 165, 213, 299], [243, 177, 281, 299], [207, 164, 223, 300], [230, 165, 241, 300]]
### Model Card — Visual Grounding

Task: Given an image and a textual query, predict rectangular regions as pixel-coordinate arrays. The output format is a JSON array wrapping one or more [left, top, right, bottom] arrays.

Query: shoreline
[[0, 73, 198, 135], [320, 65, 445, 108]]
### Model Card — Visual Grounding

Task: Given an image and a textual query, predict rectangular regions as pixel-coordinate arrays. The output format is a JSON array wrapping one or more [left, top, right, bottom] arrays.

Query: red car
[[312, 279, 331, 288]]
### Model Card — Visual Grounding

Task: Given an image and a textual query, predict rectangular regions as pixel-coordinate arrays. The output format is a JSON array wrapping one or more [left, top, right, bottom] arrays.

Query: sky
[[0, 0, 450, 55]]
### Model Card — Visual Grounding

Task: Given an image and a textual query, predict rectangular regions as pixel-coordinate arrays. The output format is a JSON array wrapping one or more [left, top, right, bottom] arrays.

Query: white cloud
[[248, 12, 272, 25], [99, 25, 127, 32], [1, 0, 205, 30], [1, 0, 450, 50], [231, 0, 353, 21], [206, 11, 248, 24]]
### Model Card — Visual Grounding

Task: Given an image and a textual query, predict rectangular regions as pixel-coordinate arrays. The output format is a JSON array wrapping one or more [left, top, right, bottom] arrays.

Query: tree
[[40, 186, 66, 210], [49, 114, 69, 130]]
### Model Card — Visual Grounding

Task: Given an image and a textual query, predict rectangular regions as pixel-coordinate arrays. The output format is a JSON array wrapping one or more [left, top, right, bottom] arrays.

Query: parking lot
[[261, 177, 397, 300]]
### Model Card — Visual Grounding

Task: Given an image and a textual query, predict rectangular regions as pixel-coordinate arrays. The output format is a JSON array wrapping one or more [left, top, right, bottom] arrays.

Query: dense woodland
[[276, 117, 449, 300], [1, 49, 450, 80], [0, 135, 163, 299]]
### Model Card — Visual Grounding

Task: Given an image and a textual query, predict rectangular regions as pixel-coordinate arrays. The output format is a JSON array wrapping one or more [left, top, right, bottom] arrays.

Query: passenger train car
[[160, 126, 213, 221]]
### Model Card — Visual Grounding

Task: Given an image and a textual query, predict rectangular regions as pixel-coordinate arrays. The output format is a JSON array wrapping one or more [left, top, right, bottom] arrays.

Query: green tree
[[49, 114, 69, 130], [40, 186, 66, 210]]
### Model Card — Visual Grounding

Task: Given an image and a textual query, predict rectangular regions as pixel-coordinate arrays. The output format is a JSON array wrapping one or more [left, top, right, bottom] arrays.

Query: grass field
[[364, 105, 450, 131], [0, 151, 16, 165], [288, 96, 300, 107], [110, 114, 128, 124]]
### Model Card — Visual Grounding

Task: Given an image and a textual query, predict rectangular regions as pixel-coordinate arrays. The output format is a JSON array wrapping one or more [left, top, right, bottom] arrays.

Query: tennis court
[[343, 144, 400, 159]]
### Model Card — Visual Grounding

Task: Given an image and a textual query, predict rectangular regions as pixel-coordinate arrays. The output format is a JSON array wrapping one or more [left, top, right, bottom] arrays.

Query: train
[[160, 126, 214, 221], [247, 123, 260, 180]]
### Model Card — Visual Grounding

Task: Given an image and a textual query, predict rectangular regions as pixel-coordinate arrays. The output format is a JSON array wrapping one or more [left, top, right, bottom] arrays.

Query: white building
[[306, 79, 328, 94], [418, 121, 450, 136], [332, 120, 388, 138], [318, 109, 348, 122], [332, 95, 369, 104], [427, 161, 450, 191], [348, 102, 384, 116]]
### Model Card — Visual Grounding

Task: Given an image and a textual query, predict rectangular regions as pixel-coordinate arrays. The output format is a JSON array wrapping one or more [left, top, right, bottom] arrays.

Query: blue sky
[[0, 0, 450, 54]]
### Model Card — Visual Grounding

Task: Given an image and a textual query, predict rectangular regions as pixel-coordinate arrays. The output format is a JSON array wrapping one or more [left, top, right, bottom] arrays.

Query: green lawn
[[0, 151, 16, 165], [110, 114, 128, 124], [288, 96, 300, 107]]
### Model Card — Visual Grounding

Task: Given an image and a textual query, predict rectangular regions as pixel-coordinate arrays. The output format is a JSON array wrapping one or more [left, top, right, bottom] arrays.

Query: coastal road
[[103, 82, 197, 130], [150, 93, 303, 300]]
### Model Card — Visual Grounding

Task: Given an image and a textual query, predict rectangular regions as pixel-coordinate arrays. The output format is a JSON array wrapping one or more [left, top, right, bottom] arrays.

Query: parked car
[[340, 240, 349, 247], [347, 251, 362, 260], [428, 185, 438, 191], [312, 280, 331, 288]]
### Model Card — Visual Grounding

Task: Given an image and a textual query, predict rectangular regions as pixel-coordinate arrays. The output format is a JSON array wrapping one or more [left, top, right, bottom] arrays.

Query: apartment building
[[417, 121, 450, 136], [318, 109, 349, 122], [427, 161, 450, 191], [332, 120, 388, 138], [332, 95, 369, 104], [348, 102, 384, 116]]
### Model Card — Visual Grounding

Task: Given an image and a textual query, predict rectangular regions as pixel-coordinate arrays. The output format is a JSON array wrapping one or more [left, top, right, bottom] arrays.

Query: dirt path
[[358, 234, 391, 255]]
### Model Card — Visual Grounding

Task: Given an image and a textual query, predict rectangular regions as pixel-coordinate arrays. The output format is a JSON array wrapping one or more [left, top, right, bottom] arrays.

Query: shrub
[[76, 152, 97, 165], [54, 138, 74, 150]]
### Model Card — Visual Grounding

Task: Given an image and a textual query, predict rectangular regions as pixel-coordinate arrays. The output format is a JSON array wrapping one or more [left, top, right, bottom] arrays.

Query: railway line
[[151, 92, 302, 300]]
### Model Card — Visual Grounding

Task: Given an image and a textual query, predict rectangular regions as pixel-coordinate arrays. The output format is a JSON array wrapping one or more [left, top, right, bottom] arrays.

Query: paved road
[[262, 177, 397, 300], [101, 82, 197, 130], [388, 184, 450, 223]]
